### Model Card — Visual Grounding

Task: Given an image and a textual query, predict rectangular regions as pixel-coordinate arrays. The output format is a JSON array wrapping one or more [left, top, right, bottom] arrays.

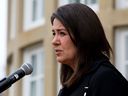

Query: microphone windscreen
[[21, 63, 33, 75]]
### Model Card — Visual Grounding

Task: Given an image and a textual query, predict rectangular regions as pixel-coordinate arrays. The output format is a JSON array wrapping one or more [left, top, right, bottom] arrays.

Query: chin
[[56, 56, 70, 64], [57, 59, 66, 64], [57, 60, 64, 64]]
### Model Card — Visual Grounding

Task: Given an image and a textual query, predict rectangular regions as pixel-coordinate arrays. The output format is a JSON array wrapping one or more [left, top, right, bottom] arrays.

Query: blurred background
[[0, 0, 128, 96]]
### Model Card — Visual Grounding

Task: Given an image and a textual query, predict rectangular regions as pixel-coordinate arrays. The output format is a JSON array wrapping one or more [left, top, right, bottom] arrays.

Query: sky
[[0, 0, 7, 79]]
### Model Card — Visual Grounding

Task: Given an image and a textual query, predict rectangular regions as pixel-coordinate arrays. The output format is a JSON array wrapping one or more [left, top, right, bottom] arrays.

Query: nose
[[52, 35, 60, 46]]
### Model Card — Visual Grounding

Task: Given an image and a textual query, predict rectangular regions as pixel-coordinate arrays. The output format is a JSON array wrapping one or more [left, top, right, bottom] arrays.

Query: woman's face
[[52, 18, 77, 69]]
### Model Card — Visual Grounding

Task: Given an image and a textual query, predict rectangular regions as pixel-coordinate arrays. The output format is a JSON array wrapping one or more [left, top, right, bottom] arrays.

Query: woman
[[51, 3, 128, 96]]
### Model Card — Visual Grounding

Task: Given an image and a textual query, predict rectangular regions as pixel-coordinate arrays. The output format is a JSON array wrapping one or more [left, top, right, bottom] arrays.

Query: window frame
[[58, 0, 99, 12], [22, 44, 45, 96], [116, 0, 128, 9], [115, 27, 128, 80], [23, 0, 45, 31], [10, 0, 17, 39]]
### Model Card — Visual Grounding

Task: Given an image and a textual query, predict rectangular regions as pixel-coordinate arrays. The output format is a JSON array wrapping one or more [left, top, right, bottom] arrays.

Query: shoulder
[[92, 62, 127, 82], [90, 61, 128, 85], [87, 62, 128, 96]]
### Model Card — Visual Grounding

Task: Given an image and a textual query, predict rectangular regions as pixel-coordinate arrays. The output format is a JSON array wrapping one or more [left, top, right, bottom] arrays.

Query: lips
[[55, 49, 63, 55]]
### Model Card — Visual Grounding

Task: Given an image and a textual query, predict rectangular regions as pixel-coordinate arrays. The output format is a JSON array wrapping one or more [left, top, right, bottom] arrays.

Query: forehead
[[52, 18, 65, 29]]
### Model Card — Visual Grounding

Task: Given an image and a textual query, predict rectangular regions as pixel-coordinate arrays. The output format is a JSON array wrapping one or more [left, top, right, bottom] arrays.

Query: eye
[[60, 32, 66, 36], [52, 31, 56, 36]]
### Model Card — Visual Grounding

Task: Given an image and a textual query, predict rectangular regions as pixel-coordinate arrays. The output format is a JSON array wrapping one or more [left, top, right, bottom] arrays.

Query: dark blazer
[[58, 56, 128, 96]]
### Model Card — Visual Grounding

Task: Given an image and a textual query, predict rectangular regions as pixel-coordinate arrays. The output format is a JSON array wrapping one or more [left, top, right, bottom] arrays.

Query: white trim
[[116, 0, 128, 9], [23, 0, 45, 32], [22, 44, 45, 96], [58, 0, 69, 6], [23, 18, 45, 32], [57, 63, 62, 94], [10, 0, 17, 39], [58, 0, 99, 12], [115, 27, 128, 80], [8, 66, 15, 96], [115, 29, 125, 74], [80, 0, 99, 12]]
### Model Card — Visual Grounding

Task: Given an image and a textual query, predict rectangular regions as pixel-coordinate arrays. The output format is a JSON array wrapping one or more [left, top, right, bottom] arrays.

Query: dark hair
[[51, 3, 112, 88]]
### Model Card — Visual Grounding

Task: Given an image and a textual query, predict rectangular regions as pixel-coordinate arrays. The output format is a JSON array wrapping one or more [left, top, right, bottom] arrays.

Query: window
[[10, 0, 17, 39], [57, 63, 61, 94], [116, 0, 128, 9], [81, 0, 97, 4], [8, 65, 15, 96], [115, 27, 128, 80], [23, 0, 45, 31], [80, 0, 99, 11], [22, 44, 45, 96], [69, 0, 80, 3], [58, 0, 99, 12]]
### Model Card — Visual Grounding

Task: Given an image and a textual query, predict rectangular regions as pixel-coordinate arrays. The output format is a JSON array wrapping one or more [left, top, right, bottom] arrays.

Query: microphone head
[[21, 63, 33, 75]]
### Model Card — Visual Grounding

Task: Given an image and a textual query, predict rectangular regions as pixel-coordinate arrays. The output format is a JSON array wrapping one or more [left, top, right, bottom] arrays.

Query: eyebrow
[[52, 29, 67, 32]]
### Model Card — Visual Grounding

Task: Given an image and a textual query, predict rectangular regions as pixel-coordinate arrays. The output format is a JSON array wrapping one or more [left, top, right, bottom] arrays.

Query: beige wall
[[5, 0, 128, 96], [6, 0, 58, 96], [99, 0, 128, 62]]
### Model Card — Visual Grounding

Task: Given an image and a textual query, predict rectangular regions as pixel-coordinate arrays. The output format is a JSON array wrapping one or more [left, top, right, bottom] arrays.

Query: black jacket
[[58, 56, 128, 96]]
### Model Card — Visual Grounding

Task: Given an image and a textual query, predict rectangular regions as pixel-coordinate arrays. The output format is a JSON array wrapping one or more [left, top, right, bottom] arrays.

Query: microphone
[[0, 63, 33, 93]]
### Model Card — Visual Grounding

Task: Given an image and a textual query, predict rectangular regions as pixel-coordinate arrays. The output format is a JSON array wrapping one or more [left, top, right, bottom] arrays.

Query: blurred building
[[4, 0, 128, 96]]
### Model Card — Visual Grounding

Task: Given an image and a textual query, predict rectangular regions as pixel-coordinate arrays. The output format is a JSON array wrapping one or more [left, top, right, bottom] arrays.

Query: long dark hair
[[51, 3, 112, 88]]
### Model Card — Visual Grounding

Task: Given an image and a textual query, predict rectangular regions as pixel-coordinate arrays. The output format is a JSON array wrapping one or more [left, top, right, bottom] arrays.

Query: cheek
[[69, 47, 77, 58], [64, 47, 77, 64], [61, 36, 77, 57], [64, 42, 77, 58]]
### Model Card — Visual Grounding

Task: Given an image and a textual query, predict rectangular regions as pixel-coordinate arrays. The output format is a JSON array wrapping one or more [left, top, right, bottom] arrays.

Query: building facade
[[4, 0, 128, 96]]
